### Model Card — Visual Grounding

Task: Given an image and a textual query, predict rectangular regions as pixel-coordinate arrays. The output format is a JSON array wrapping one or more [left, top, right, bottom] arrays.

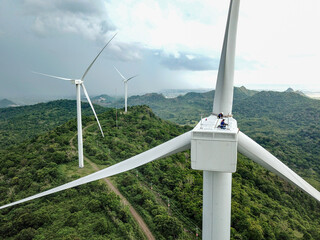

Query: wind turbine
[[114, 66, 138, 113], [1, 1, 320, 239], [33, 33, 117, 168]]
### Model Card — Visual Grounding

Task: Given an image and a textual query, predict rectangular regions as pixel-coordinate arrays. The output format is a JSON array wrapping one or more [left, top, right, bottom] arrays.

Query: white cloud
[[23, 0, 115, 41], [186, 55, 195, 60], [240, 0, 319, 90], [105, 0, 228, 56], [1, 0, 320, 99]]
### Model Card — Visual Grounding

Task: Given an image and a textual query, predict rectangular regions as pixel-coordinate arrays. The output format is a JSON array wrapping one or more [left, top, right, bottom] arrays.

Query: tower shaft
[[76, 84, 84, 168]]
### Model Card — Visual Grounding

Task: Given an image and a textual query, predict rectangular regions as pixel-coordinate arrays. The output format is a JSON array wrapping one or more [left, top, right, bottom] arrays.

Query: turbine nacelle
[[72, 79, 84, 85], [191, 115, 238, 172]]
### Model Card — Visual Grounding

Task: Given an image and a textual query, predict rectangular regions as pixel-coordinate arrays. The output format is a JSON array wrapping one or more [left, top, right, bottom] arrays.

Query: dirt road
[[70, 124, 155, 240]]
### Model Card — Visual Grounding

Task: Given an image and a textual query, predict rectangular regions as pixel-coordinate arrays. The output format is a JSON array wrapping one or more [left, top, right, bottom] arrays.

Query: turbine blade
[[0, 131, 191, 210], [126, 75, 138, 82], [32, 71, 73, 81], [212, 0, 240, 116], [81, 33, 117, 81], [114, 66, 126, 81], [238, 131, 320, 202], [81, 83, 104, 137]]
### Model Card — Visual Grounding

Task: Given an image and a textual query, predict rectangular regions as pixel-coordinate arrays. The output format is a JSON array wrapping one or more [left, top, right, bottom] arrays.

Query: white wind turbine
[[114, 66, 138, 113], [33, 33, 117, 168], [1, 1, 320, 239]]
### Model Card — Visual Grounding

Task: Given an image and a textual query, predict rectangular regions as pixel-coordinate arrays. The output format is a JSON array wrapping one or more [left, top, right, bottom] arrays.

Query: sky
[[0, 0, 319, 101]]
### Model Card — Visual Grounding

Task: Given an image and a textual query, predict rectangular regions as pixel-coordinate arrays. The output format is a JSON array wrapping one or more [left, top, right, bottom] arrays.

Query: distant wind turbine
[[2, 1, 320, 240], [33, 33, 117, 168], [114, 66, 138, 113]]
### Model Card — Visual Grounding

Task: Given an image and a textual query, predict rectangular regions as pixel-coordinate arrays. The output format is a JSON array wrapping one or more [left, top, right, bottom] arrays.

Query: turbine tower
[[33, 33, 117, 168], [200, 0, 240, 238], [114, 66, 138, 113], [2, 1, 320, 240]]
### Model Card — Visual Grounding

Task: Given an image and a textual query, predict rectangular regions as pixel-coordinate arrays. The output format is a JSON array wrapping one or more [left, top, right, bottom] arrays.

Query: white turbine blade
[[113, 66, 126, 81], [126, 75, 138, 82], [212, 0, 240, 115], [238, 131, 320, 202], [81, 33, 117, 81], [0, 131, 191, 210], [32, 71, 73, 81], [81, 83, 104, 137]]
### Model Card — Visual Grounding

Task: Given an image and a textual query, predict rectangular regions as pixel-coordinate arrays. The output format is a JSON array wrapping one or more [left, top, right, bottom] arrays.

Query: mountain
[[0, 98, 18, 108], [0, 108, 148, 240], [237, 85, 258, 97], [112, 88, 320, 190], [159, 88, 211, 98], [121, 86, 257, 125], [0, 100, 106, 148], [285, 87, 295, 93], [0, 106, 191, 239], [0, 105, 319, 239], [121, 88, 320, 183], [90, 87, 257, 125], [233, 91, 320, 184], [285, 87, 305, 96]]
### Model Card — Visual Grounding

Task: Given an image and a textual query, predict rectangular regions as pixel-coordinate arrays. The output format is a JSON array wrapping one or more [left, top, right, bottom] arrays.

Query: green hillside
[[0, 100, 106, 148], [233, 91, 320, 183], [123, 86, 257, 125], [91, 87, 257, 125], [84, 106, 320, 240], [111, 88, 320, 182], [0, 105, 319, 239], [0, 106, 191, 240], [0, 112, 146, 240]]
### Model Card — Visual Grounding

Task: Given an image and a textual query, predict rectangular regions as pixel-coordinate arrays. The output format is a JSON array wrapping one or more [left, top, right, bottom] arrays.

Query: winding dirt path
[[70, 124, 155, 240]]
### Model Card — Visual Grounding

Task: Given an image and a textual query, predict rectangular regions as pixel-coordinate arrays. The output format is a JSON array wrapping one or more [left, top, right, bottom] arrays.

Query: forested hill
[[0, 105, 320, 239], [233, 91, 320, 185], [116, 88, 320, 184], [122, 86, 258, 124], [90, 86, 258, 124], [0, 100, 106, 148]]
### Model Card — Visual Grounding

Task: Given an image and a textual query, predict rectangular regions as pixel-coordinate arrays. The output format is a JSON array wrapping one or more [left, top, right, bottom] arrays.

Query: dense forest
[[0, 88, 320, 239], [107, 87, 320, 184], [234, 91, 320, 187], [0, 100, 105, 148]]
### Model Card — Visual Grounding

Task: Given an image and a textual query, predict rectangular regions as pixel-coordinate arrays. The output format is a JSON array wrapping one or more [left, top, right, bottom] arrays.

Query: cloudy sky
[[0, 0, 319, 100]]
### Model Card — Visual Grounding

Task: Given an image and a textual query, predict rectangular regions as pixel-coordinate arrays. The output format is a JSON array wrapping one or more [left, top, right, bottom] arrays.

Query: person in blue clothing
[[220, 119, 228, 129]]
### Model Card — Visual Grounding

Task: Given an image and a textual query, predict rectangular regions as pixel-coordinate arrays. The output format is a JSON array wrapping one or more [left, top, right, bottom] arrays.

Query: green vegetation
[[0, 100, 106, 148], [0, 88, 319, 239], [80, 105, 320, 239], [234, 91, 320, 182], [110, 87, 320, 182], [0, 115, 145, 240], [104, 86, 257, 125]]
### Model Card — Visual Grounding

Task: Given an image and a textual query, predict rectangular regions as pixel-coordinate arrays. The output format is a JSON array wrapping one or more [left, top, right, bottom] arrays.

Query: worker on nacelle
[[220, 119, 228, 129]]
